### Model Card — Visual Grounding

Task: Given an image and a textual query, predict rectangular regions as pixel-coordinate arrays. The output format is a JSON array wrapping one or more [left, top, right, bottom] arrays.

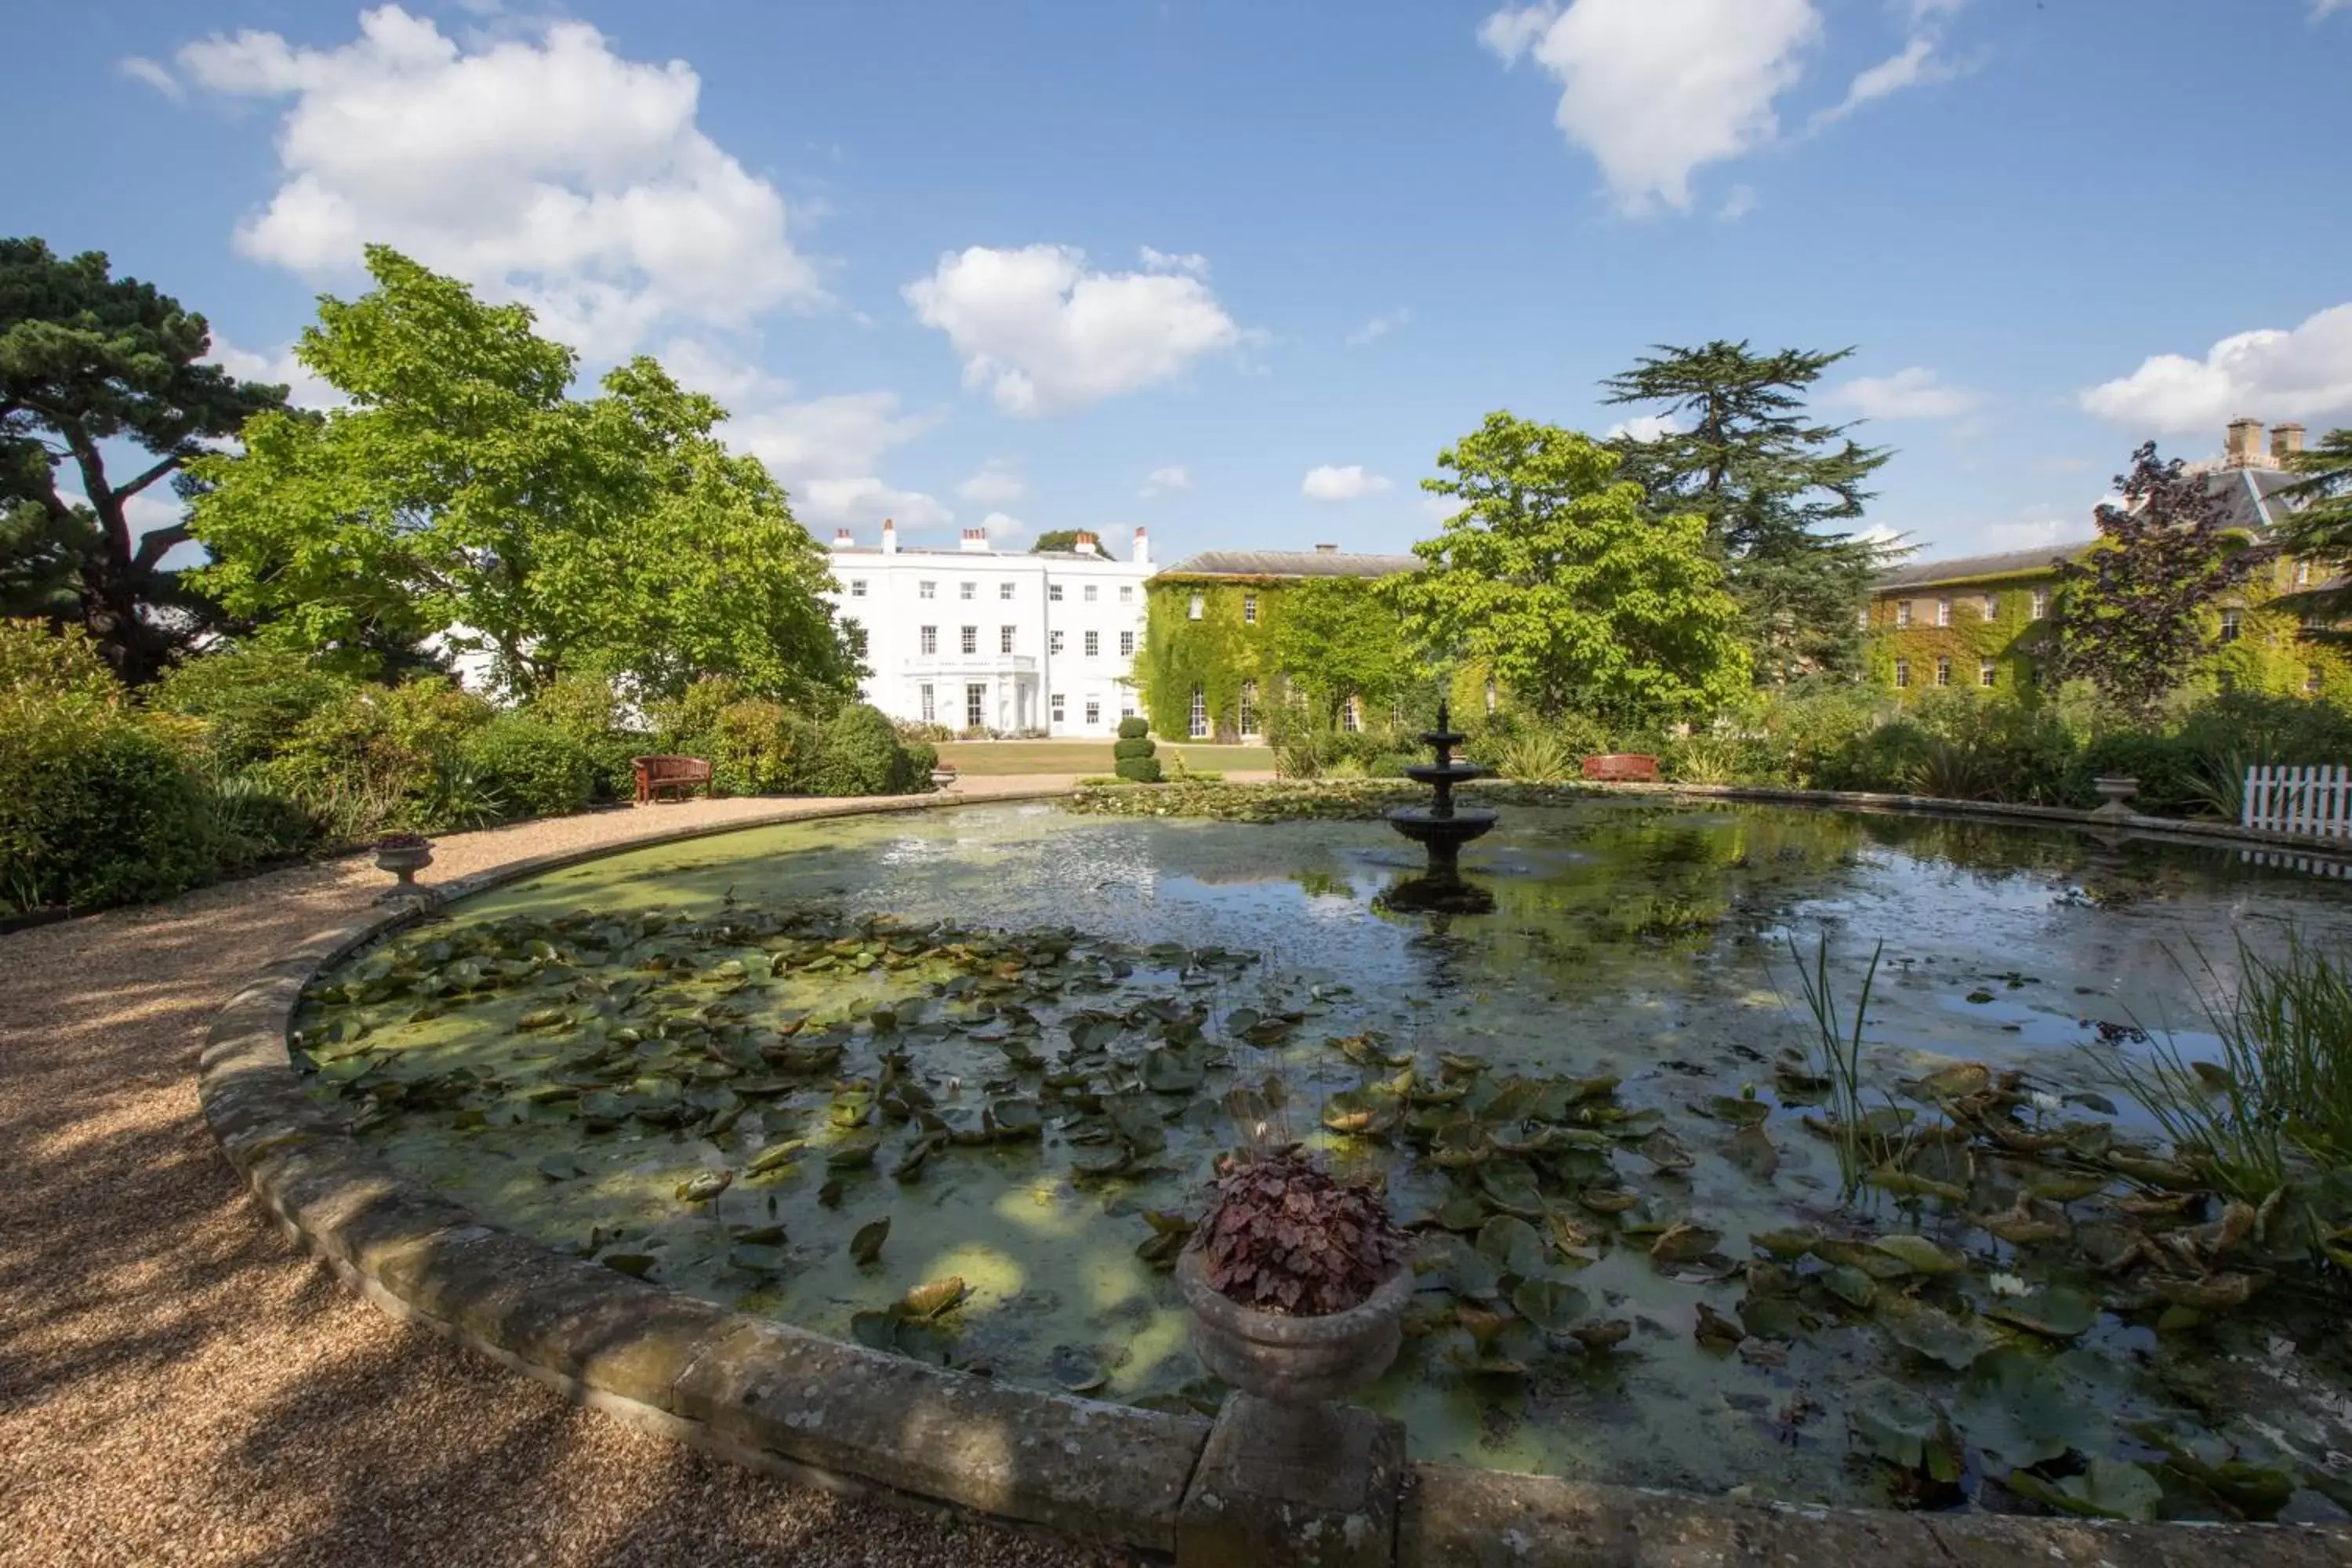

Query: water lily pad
[[850, 1217, 891, 1265], [676, 1168, 732, 1203], [515, 1007, 570, 1031], [1509, 1278, 1589, 1334], [2146, 1272, 2262, 1309], [600, 1252, 656, 1279], [2005, 1458, 2163, 1522], [1693, 1301, 1745, 1352], [1479, 1162, 1548, 1218], [745, 1140, 804, 1178], [1048, 1344, 1107, 1392], [1871, 1234, 1965, 1276], [1987, 1286, 2096, 1339], [1650, 1222, 1722, 1266], [1850, 1380, 1962, 1482], [1877, 1294, 1993, 1370], [1726, 1122, 1780, 1178], [1705, 1094, 1773, 1127], [1958, 1349, 2107, 1468], [1863, 1166, 1969, 1204], [1824, 1264, 1878, 1308], [1476, 1215, 1548, 1279], [538, 1154, 586, 1181], [1571, 1319, 1632, 1352], [1577, 1187, 1641, 1215], [989, 1097, 1043, 1139], [1751, 1227, 1821, 1259], [896, 1276, 969, 1319], [1739, 1294, 1806, 1341]]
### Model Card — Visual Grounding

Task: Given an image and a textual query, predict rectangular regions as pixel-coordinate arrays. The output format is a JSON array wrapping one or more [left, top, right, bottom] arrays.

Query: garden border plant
[[196, 788, 2352, 1566]]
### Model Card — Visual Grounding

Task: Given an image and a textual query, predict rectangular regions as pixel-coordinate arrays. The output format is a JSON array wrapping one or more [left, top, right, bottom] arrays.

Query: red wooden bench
[[631, 754, 713, 804], [1582, 753, 1661, 783]]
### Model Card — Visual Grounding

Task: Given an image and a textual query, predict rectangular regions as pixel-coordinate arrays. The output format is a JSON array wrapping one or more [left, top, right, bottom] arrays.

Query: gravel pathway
[[0, 781, 1133, 1568]]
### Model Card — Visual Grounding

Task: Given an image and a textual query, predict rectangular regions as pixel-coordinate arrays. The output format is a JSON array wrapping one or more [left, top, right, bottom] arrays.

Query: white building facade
[[822, 523, 1152, 737]]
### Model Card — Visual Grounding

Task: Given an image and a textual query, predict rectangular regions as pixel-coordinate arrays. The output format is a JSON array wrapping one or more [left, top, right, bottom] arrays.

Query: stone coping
[[198, 789, 2352, 1566]]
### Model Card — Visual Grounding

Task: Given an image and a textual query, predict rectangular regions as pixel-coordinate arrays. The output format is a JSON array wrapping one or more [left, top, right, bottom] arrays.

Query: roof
[[2209, 466, 2304, 532], [1156, 550, 1423, 581], [1874, 543, 2092, 592]]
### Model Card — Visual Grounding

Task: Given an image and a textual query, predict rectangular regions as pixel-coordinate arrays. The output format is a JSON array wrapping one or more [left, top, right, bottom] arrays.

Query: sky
[[14, 0, 2352, 568]]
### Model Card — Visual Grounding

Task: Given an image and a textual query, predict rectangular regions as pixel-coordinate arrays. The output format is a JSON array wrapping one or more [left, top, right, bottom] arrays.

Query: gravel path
[[0, 781, 1133, 1568]]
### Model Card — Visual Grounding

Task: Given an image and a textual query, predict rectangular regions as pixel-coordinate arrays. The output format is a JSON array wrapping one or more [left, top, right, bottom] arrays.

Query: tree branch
[[114, 452, 187, 503], [133, 524, 192, 572]]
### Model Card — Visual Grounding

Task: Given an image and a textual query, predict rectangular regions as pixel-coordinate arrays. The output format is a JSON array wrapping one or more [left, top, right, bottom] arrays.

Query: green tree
[[2052, 442, 2263, 720], [188, 248, 855, 702], [1601, 340, 1894, 683], [1395, 412, 1750, 725], [0, 238, 288, 683], [1030, 530, 1082, 554], [1267, 576, 1411, 728], [2273, 426, 2352, 640]]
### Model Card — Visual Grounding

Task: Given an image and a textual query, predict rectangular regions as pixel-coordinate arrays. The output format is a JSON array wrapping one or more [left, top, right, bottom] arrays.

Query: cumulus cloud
[[1479, 0, 1821, 213], [118, 56, 182, 99], [2079, 303, 2352, 435], [956, 460, 1026, 505], [1716, 185, 1759, 222], [2314, 0, 2348, 18], [1829, 366, 1984, 420], [1346, 308, 1411, 347], [1604, 413, 1684, 442], [1421, 494, 1468, 524], [713, 382, 949, 531], [207, 336, 344, 410], [1302, 465, 1392, 502], [905, 244, 1244, 416], [1142, 465, 1191, 498], [175, 5, 818, 361], [980, 511, 1026, 542], [1138, 246, 1210, 278]]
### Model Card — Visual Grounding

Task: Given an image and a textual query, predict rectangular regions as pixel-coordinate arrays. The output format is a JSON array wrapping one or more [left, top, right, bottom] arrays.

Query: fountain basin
[[1383, 804, 1498, 848]]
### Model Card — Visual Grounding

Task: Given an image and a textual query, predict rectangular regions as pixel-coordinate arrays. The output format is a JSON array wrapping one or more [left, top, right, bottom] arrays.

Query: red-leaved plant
[[1196, 1145, 1404, 1316], [375, 833, 430, 851]]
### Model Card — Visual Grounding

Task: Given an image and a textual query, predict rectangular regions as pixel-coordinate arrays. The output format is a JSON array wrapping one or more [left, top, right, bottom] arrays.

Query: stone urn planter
[[1175, 1246, 1412, 1407], [2091, 775, 2140, 818], [372, 834, 434, 892]]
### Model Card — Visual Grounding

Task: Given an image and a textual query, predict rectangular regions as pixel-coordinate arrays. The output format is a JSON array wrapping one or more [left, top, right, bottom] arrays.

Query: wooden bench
[[1582, 753, 1661, 784], [631, 754, 713, 804]]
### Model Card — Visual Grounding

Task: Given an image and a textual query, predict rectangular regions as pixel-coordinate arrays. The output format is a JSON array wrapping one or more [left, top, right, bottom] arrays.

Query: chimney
[[1073, 531, 1100, 557], [830, 528, 854, 550], [1314, 543, 1338, 554], [2274, 423, 2307, 463], [2226, 417, 2265, 469], [959, 527, 989, 553], [880, 517, 898, 556], [1132, 525, 1150, 567]]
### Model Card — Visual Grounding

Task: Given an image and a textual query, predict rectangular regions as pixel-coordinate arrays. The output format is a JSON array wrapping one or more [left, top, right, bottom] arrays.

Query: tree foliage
[[0, 238, 288, 683], [2272, 426, 2352, 641], [1267, 576, 1412, 728], [1030, 529, 1083, 554], [2051, 442, 2263, 720], [1396, 412, 1750, 725], [187, 247, 855, 702], [1602, 340, 1894, 683]]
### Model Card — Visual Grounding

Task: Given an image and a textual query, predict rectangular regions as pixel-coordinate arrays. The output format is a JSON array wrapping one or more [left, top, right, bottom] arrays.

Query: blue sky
[[15, 0, 2352, 566]]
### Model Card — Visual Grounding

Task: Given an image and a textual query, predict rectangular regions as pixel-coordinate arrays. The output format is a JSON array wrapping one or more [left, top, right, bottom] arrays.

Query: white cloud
[[118, 56, 182, 100], [1142, 464, 1191, 498], [1716, 185, 1759, 222], [1420, 494, 1468, 524], [2078, 303, 2352, 435], [206, 336, 344, 410], [1302, 464, 1392, 502], [176, 5, 819, 361], [1345, 307, 1411, 347], [1479, 0, 1821, 213], [1830, 366, 1984, 420], [717, 386, 949, 531], [1604, 413, 1684, 442], [905, 244, 1244, 416], [1138, 245, 1210, 278], [2314, 0, 2347, 18], [1812, 37, 1936, 129], [980, 510, 1026, 542], [956, 459, 1026, 505]]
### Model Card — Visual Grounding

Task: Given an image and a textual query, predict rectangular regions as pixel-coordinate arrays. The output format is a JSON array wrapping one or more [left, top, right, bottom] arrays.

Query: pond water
[[296, 800, 2352, 1519]]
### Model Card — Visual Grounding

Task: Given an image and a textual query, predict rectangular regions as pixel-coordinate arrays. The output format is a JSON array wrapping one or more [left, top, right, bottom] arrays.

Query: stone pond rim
[[196, 790, 2352, 1567]]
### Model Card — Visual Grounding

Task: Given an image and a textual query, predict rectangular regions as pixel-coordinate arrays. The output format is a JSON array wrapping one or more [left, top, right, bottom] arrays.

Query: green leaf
[[1958, 1349, 2107, 1469], [1876, 1294, 1994, 1370], [1476, 1216, 1548, 1280], [1985, 1286, 2097, 1340], [2004, 1459, 2163, 1522], [1508, 1278, 1589, 1334], [850, 1217, 890, 1265]]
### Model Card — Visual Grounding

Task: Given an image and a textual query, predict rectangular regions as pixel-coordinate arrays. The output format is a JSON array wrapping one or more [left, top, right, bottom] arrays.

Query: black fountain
[[1381, 701, 1498, 916]]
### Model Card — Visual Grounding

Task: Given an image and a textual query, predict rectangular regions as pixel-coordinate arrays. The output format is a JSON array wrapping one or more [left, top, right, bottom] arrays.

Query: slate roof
[[1156, 550, 1423, 580]]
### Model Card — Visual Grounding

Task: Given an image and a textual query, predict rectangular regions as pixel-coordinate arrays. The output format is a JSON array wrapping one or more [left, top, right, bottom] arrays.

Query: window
[[1857, 606, 1870, 630], [919, 580, 936, 599], [1342, 695, 1363, 733], [1189, 687, 1209, 739], [1239, 679, 1258, 738], [919, 625, 938, 655], [1981, 593, 1999, 621], [960, 625, 978, 655], [1243, 593, 1258, 625], [965, 684, 985, 729], [848, 579, 867, 597], [1936, 599, 1952, 628], [1048, 583, 1063, 601], [2031, 587, 2050, 620], [1119, 585, 1134, 603], [919, 684, 935, 723], [1083, 630, 1100, 657], [1049, 630, 1065, 655], [1189, 593, 1204, 620], [2221, 608, 2242, 644], [1000, 580, 1016, 601], [2296, 559, 2314, 588], [1935, 657, 1952, 687], [1121, 699, 1137, 719], [1051, 692, 1065, 724], [960, 581, 975, 601], [1118, 630, 1134, 657], [1894, 659, 1911, 689], [1896, 601, 1912, 629], [1085, 699, 1101, 726], [1083, 584, 1098, 602], [1979, 659, 1997, 688], [1484, 677, 1497, 716], [2308, 667, 2325, 696], [1000, 625, 1016, 655]]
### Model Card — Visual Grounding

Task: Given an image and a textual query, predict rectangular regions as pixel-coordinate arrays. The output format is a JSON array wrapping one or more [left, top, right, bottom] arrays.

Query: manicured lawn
[[934, 740, 1276, 777]]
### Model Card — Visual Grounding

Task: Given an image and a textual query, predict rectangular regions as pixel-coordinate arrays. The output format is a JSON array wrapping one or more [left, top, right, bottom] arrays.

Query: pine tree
[[2271, 427, 2352, 641], [1600, 341, 1895, 684]]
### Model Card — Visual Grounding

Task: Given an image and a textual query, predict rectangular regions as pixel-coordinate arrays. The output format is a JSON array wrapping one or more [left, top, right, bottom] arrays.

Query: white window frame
[[1085, 698, 1101, 726], [919, 684, 935, 723], [1896, 601, 1912, 629], [2221, 608, 2242, 644], [1048, 583, 1064, 602], [1083, 630, 1100, 658], [965, 684, 985, 729], [1051, 692, 1065, 724], [1119, 585, 1133, 603], [960, 580, 975, 601], [1981, 593, 1998, 621], [1243, 593, 1258, 625], [1188, 593, 1204, 621], [1979, 659, 1997, 688], [2031, 587, 2049, 621], [1239, 678, 1258, 738], [1000, 625, 1015, 655], [1936, 599, 1952, 628], [1049, 630, 1065, 655], [1000, 581, 1016, 601], [960, 625, 978, 655], [1083, 584, 1098, 602], [1894, 659, 1910, 689], [919, 625, 938, 655], [1189, 687, 1209, 739], [848, 579, 867, 597], [1935, 656, 1952, 687], [1342, 695, 1363, 733], [1118, 630, 1134, 657], [919, 580, 936, 600]]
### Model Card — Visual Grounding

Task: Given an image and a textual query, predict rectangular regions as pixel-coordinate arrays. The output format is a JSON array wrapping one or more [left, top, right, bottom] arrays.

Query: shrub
[[812, 703, 929, 796], [525, 673, 643, 801], [149, 645, 354, 771], [462, 714, 597, 819], [205, 772, 320, 871], [1117, 717, 1150, 740], [0, 620, 121, 704], [1111, 735, 1155, 760], [1115, 754, 1165, 783], [1369, 753, 1420, 779], [1196, 1149, 1404, 1316], [0, 695, 220, 914], [710, 699, 822, 795], [2071, 731, 2202, 815], [1493, 731, 1577, 784], [265, 678, 495, 837], [651, 674, 750, 759]]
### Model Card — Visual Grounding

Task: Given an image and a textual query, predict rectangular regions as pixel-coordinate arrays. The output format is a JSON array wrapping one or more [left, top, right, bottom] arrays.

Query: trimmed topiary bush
[[462, 714, 597, 819], [1112, 713, 1162, 781], [1115, 754, 1163, 783], [1111, 735, 1155, 760], [1117, 716, 1150, 740]]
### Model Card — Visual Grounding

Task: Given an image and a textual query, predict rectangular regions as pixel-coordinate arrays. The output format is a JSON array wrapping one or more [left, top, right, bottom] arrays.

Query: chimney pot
[[831, 528, 853, 547], [1132, 524, 1150, 568], [880, 517, 898, 555], [2226, 416, 2265, 468], [2274, 423, 2307, 462]]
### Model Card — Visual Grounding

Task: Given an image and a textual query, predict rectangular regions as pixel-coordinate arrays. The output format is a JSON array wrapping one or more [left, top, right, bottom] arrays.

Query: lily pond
[[295, 799, 2352, 1521]]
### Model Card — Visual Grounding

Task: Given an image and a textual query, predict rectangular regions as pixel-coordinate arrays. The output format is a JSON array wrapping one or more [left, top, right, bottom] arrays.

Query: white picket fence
[[2241, 764, 2352, 839]]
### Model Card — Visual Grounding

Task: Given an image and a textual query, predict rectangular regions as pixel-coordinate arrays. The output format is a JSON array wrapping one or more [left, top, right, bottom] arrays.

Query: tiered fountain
[[1381, 702, 1498, 915]]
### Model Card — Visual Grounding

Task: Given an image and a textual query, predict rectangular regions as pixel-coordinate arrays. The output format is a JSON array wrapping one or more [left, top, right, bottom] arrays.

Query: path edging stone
[[197, 789, 2352, 1566]]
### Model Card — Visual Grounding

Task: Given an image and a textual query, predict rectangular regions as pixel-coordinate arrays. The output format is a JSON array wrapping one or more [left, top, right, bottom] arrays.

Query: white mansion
[[823, 521, 1152, 737]]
